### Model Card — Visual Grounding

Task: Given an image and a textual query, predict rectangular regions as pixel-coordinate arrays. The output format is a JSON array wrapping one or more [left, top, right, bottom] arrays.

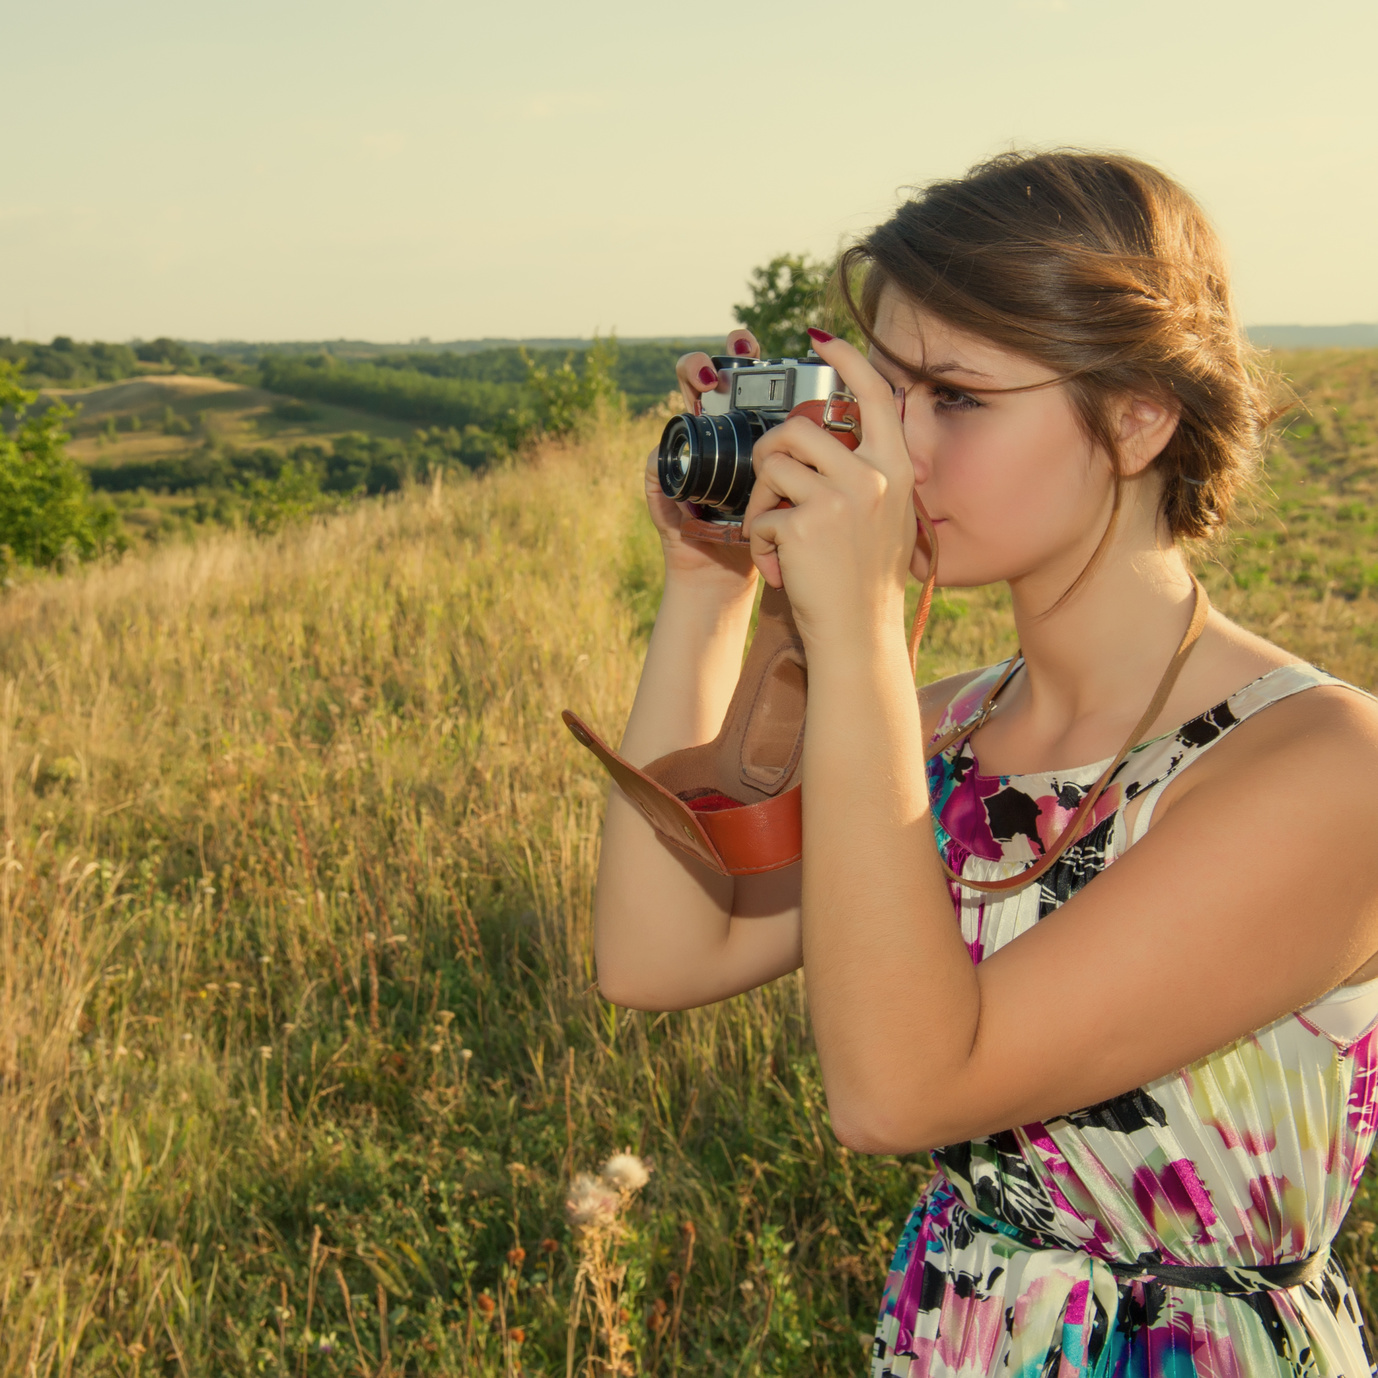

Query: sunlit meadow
[[0, 350, 1376, 1375]]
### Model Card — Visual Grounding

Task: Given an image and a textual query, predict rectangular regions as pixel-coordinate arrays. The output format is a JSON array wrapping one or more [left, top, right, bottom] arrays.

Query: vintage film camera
[[657, 354, 859, 526]]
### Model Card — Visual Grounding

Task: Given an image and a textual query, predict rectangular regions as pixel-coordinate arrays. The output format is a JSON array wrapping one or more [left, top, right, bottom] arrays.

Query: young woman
[[592, 151, 1378, 1375]]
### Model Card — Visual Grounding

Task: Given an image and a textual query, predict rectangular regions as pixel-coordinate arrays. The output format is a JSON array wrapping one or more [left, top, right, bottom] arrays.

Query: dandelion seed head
[[565, 1172, 618, 1227], [601, 1153, 651, 1192]]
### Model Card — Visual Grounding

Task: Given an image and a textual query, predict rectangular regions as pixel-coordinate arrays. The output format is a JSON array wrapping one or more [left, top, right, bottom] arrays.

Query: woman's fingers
[[747, 510, 786, 589], [742, 427, 833, 529], [803, 331, 908, 478], [742, 451, 828, 588], [725, 329, 760, 360], [744, 451, 824, 524], [674, 351, 725, 413], [674, 333, 760, 411]]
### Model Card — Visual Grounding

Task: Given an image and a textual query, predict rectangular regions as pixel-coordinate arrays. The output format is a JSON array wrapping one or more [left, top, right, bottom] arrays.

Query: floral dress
[[872, 661, 1378, 1377]]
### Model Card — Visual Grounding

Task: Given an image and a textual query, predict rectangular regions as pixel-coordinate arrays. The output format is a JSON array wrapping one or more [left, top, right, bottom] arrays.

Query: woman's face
[[868, 288, 1125, 592]]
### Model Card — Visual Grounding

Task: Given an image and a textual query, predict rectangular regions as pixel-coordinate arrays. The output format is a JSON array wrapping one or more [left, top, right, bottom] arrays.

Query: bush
[[162, 405, 194, 436], [135, 337, 200, 372], [0, 361, 124, 576], [522, 334, 624, 439], [271, 398, 321, 423]]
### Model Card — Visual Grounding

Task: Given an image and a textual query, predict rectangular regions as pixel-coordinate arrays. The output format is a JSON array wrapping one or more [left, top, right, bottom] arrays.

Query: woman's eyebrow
[[924, 360, 996, 380]]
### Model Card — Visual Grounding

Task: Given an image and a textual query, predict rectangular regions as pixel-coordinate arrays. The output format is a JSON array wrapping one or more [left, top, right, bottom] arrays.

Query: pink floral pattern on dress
[[874, 661, 1378, 1377]]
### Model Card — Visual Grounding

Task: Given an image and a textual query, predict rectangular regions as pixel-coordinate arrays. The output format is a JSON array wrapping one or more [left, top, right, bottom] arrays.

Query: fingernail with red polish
[[733, 338, 752, 355], [699, 366, 717, 386], [806, 327, 834, 345]]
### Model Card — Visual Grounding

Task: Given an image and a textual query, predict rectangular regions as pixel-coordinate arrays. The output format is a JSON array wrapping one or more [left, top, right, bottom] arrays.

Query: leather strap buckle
[[821, 391, 858, 433]]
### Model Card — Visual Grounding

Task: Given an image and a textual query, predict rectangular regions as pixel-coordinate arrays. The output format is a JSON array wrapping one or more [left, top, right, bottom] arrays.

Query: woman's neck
[[974, 521, 1197, 775]]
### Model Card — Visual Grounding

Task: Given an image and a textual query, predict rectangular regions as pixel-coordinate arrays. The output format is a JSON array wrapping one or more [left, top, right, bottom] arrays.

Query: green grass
[[1, 351, 1377, 1375], [0, 416, 930, 1376]]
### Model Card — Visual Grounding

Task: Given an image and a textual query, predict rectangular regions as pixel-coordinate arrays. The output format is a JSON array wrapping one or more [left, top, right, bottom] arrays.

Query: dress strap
[[925, 655, 1024, 762]]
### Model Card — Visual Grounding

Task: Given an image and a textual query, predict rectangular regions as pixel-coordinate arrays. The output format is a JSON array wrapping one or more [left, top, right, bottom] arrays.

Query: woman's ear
[[1116, 394, 1180, 476]]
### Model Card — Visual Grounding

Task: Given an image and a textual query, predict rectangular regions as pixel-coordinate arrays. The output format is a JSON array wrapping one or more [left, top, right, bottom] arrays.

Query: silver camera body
[[658, 354, 851, 523]]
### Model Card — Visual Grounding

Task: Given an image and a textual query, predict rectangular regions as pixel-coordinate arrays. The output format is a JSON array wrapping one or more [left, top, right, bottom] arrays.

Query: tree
[[732, 254, 835, 358], [734, 252, 867, 357], [136, 337, 200, 372], [521, 333, 624, 439], [0, 360, 123, 576]]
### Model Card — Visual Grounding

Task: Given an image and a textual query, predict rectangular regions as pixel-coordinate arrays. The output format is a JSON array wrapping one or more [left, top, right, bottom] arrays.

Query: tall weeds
[[0, 414, 937, 1375]]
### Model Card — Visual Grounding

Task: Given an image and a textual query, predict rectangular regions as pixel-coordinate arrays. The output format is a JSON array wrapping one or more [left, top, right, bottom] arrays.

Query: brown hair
[[837, 150, 1273, 540]]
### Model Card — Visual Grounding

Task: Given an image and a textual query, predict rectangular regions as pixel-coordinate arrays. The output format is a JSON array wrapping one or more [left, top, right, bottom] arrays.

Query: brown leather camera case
[[562, 577, 810, 875]]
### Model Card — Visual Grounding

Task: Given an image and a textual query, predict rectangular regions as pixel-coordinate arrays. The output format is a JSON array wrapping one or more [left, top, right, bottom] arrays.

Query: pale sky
[[4, 0, 1375, 342]]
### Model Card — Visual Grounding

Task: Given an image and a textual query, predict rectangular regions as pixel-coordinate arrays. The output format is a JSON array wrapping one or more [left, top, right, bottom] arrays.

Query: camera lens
[[657, 410, 774, 515]]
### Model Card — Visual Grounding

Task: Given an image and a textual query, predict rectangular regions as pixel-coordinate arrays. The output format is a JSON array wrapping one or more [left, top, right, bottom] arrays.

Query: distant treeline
[[1, 337, 140, 387], [87, 428, 489, 499], [0, 335, 243, 387], [257, 356, 530, 457], [4, 335, 701, 433], [187, 335, 716, 366], [359, 342, 702, 414], [1249, 324, 1378, 349]]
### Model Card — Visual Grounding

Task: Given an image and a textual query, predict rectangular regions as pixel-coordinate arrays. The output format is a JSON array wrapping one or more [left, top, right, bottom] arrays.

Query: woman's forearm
[[595, 576, 803, 1010], [617, 578, 757, 766], [800, 620, 979, 1150]]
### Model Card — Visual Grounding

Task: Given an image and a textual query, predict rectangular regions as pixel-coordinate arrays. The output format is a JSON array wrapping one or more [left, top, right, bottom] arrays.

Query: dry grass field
[[0, 351, 1375, 1375]]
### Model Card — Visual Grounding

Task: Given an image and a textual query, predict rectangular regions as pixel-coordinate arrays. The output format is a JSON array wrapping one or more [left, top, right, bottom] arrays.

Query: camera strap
[[562, 560, 939, 873]]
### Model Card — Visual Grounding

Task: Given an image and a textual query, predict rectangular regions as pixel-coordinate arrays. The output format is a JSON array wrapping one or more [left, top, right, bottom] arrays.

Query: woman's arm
[[592, 332, 805, 1011], [745, 332, 1378, 1153], [593, 568, 806, 1011]]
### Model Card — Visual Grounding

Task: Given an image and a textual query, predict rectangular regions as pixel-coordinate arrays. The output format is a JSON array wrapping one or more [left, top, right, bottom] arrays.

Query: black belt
[[955, 1197, 1330, 1297], [1102, 1251, 1331, 1296]]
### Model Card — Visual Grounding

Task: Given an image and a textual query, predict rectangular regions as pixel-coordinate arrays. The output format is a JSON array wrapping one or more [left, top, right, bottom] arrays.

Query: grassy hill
[[0, 353, 1376, 1374], [52, 374, 416, 460], [40, 338, 689, 545], [44, 374, 448, 541]]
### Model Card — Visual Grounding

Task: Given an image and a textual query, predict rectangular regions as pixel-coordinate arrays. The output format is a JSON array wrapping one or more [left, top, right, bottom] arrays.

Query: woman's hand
[[742, 331, 917, 649], [673, 328, 760, 414], [644, 329, 762, 591]]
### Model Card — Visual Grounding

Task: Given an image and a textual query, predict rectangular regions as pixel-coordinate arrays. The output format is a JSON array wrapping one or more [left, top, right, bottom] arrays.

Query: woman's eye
[[933, 385, 982, 413]]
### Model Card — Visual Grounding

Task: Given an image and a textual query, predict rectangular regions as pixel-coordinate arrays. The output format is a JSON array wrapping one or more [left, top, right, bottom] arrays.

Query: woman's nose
[[896, 393, 934, 485]]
